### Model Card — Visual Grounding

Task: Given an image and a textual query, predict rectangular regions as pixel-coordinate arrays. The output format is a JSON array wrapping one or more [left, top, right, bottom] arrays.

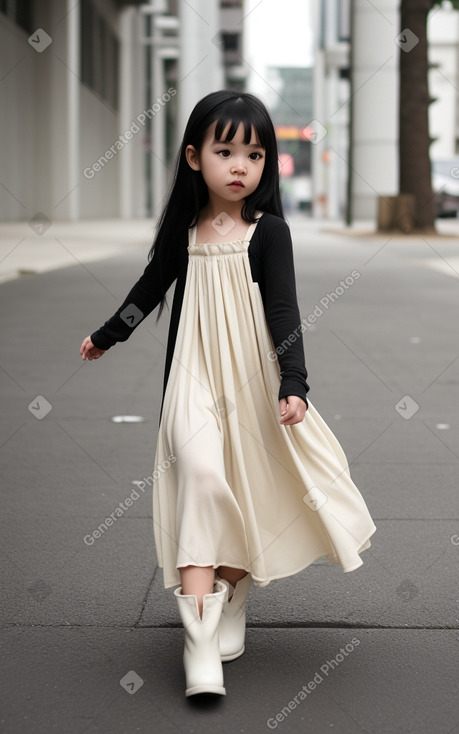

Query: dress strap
[[244, 211, 264, 241], [188, 223, 197, 246]]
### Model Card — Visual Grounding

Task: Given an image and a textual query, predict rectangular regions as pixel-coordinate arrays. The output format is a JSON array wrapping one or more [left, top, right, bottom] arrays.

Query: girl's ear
[[185, 145, 200, 171]]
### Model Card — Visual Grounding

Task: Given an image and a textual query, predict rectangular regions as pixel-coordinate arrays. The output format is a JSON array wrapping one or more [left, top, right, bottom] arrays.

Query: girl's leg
[[179, 565, 215, 619], [217, 565, 248, 599]]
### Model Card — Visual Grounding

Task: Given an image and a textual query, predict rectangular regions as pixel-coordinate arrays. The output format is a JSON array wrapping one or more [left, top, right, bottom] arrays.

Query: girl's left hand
[[279, 396, 307, 425]]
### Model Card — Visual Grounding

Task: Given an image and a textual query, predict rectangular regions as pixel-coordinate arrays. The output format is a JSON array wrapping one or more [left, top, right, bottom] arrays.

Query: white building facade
[[428, 5, 459, 160], [312, 0, 459, 222], [312, 0, 400, 222], [1, 0, 245, 223]]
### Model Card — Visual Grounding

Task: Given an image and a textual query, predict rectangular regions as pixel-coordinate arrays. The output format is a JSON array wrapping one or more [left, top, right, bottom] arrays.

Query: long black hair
[[149, 90, 284, 319]]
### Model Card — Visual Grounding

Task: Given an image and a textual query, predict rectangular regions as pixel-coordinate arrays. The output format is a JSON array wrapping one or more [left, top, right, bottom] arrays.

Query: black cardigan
[[91, 212, 310, 416]]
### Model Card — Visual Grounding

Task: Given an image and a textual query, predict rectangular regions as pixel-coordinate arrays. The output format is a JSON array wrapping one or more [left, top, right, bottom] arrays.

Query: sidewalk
[[319, 215, 459, 238], [1, 214, 458, 733], [0, 218, 157, 283], [1, 213, 458, 284]]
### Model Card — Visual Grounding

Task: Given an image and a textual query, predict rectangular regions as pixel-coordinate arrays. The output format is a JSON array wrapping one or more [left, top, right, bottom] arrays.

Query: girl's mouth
[[228, 181, 245, 190]]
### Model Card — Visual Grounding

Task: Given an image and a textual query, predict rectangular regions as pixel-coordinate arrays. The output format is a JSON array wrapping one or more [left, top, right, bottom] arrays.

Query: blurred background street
[[1, 1, 459, 732]]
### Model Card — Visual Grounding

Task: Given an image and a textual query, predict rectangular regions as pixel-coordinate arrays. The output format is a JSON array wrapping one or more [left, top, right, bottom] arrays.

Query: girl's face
[[186, 120, 265, 209]]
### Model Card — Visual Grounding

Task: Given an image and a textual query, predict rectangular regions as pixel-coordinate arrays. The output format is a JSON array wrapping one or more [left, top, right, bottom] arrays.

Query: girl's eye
[[216, 150, 263, 160]]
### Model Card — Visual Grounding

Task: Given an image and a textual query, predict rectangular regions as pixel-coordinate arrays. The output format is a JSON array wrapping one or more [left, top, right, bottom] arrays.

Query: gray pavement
[[1, 213, 459, 733]]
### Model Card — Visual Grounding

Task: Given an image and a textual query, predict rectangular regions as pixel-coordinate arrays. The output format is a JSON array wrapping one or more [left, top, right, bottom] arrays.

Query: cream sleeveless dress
[[152, 214, 376, 589]]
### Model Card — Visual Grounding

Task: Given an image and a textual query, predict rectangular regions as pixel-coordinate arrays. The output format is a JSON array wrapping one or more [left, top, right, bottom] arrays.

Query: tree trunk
[[399, 0, 436, 232]]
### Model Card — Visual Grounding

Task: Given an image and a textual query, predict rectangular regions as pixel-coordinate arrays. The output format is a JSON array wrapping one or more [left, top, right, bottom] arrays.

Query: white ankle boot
[[216, 572, 251, 662], [174, 579, 227, 696]]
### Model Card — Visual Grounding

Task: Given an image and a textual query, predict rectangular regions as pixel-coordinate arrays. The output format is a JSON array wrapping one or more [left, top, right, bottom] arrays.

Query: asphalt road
[[1, 215, 458, 733]]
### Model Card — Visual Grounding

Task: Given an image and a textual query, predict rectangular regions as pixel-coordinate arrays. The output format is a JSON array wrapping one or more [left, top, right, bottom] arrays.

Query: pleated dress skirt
[[152, 216, 377, 589]]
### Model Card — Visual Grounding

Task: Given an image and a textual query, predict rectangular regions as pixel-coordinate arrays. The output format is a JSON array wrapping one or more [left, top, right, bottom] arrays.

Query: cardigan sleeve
[[90, 244, 180, 351], [258, 216, 310, 407]]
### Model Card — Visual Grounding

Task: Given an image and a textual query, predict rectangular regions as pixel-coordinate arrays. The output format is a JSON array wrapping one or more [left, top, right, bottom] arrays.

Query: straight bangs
[[213, 103, 270, 150]]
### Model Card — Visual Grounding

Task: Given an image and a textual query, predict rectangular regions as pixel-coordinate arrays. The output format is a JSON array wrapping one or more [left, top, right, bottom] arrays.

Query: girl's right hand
[[80, 336, 106, 361]]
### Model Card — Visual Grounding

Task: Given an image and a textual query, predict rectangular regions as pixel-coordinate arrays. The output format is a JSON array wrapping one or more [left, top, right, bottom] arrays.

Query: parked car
[[432, 158, 459, 217]]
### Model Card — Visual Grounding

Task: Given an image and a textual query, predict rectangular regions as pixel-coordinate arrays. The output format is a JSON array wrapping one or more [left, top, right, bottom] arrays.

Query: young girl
[[80, 90, 376, 698]]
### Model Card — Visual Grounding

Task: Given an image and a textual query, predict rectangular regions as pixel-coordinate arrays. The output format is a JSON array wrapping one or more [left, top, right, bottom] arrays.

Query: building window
[[319, 0, 325, 50], [338, 0, 350, 42], [221, 32, 238, 52], [80, 0, 119, 111], [0, 0, 33, 34]]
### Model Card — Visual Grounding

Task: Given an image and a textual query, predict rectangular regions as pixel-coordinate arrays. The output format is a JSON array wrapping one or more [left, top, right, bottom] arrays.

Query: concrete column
[[351, 0, 399, 220], [311, 0, 326, 218], [177, 0, 224, 137], [327, 66, 340, 219], [48, 0, 80, 221], [67, 0, 80, 221], [151, 28, 166, 218], [119, 8, 138, 218]]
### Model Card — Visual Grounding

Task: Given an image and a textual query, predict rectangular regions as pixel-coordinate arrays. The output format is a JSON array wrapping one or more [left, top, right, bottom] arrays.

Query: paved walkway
[[0, 218, 156, 283], [1, 213, 458, 733], [0, 214, 458, 283]]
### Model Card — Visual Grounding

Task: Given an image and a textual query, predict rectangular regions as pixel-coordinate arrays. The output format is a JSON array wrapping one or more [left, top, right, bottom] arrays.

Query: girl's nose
[[231, 160, 246, 174]]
